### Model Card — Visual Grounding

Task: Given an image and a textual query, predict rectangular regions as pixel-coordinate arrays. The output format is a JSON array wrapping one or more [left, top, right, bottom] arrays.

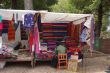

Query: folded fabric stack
[[42, 23, 68, 41], [0, 45, 17, 59], [36, 52, 55, 60], [47, 40, 57, 51]]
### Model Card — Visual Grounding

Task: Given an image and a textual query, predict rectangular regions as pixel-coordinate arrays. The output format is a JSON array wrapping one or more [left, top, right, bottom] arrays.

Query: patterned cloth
[[80, 28, 87, 42], [8, 21, 15, 41], [34, 24, 40, 54], [29, 31, 34, 52], [24, 13, 34, 28], [0, 22, 3, 30]]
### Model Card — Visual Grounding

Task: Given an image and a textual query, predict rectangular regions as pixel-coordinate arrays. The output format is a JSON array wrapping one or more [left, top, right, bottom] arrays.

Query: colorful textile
[[0, 23, 3, 30], [8, 21, 15, 41], [0, 36, 2, 48], [80, 27, 87, 42], [24, 13, 34, 28], [2, 20, 9, 33], [0, 16, 2, 22], [34, 23, 40, 54], [29, 31, 34, 52]]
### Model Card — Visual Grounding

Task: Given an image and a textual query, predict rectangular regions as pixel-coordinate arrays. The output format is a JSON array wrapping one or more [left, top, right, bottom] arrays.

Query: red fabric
[[8, 21, 15, 41], [0, 22, 3, 30], [29, 31, 34, 52], [69, 47, 81, 53]]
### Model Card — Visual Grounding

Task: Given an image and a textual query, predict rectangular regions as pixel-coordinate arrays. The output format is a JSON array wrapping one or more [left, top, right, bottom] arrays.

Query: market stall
[[0, 9, 95, 70], [38, 12, 94, 70], [0, 9, 47, 68]]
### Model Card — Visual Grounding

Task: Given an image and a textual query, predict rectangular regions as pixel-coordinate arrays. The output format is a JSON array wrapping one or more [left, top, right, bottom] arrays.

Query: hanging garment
[[15, 22, 21, 42], [0, 16, 2, 22], [0, 22, 3, 30], [0, 36, 2, 48], [34, 13, 42, 32], [2, 20, 9, 33], [24, 13, 34, 28], [20, 24, 28, 40], [14, 13, 18, 24], [80, 27, 87, 42], [29, 31, 34, 52], [8, 21, 15, 41], [34, 23, 40, 54]]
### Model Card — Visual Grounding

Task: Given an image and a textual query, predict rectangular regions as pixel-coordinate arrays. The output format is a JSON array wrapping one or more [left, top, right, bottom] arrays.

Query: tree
[[0, 0, 24, 9], [24, 0, 33, 10], [0, 0, 11, 8], [51, 0, 110, 37], [95, 0, 110, 37], [51, 0, 73, 13], [33, 0, 57, 11]]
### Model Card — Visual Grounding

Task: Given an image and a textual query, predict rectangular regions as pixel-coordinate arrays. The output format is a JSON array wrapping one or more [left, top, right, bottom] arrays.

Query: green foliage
[[51, 0, 73, 13], [102, 15, 109, 31], [101, 31, 110, 39], [0, 0, 24, 9], [33, 0, 57, 10], [51, 0, 101, 13], [0, 0, 11, 8]]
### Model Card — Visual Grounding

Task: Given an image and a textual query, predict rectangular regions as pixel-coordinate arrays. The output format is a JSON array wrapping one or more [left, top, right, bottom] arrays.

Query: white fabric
[[0, 37, 2, 48], [15, 23, 21, 42], [73, 18, 85, 25], [0, 9, 93, 28], [84, 15, 94, 28], [21, 40, 29, 49], [40, 45, 47, 51], [0, 9, 47, 20], [2, 34, 8, 43], [41, 12, 91, 23]]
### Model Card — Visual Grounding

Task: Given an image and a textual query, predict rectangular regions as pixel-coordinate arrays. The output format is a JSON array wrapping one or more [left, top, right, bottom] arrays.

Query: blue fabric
[[24, 13, 34, 28], [0, 16, 2, 22], [80, 28, 87, 42]]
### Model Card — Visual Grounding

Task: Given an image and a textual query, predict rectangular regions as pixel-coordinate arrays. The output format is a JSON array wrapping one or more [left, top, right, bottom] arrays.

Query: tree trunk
[[24, 0, 33, 10], [12, 0, 18, 9], [96, 0, 103, 37]]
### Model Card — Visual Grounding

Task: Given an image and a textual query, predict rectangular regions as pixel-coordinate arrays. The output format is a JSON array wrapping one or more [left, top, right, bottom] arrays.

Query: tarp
[[0, 9, 47, 21], [0, 9, 93, 28]]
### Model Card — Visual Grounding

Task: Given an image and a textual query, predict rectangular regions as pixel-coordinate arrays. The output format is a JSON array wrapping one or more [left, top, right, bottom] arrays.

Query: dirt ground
[[0, 51, 109, 73]]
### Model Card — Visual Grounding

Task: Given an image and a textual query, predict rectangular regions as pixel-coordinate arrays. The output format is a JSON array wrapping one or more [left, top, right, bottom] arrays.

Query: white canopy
[[0, 9, 94, 28]]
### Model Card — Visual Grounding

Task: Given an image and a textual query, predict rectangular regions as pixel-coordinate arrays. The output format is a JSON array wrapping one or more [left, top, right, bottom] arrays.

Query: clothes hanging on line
[[24, 13, 34, 28], [0, 16, 2, 22], [2, 20, 9, 33], [0, 22, 3, 30], [8, 21, 15, 41], [29, 31, 34, 52], [80, 27, 88, 42], [34, 23, 40, 54]]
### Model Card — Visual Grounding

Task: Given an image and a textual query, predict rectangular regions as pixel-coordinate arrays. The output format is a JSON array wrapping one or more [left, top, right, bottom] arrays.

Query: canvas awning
[[0, 9, 93, 28]]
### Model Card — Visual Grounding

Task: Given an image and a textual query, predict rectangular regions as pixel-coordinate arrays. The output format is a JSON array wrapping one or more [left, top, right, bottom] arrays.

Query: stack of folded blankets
[[42, 23, 68, 41]]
